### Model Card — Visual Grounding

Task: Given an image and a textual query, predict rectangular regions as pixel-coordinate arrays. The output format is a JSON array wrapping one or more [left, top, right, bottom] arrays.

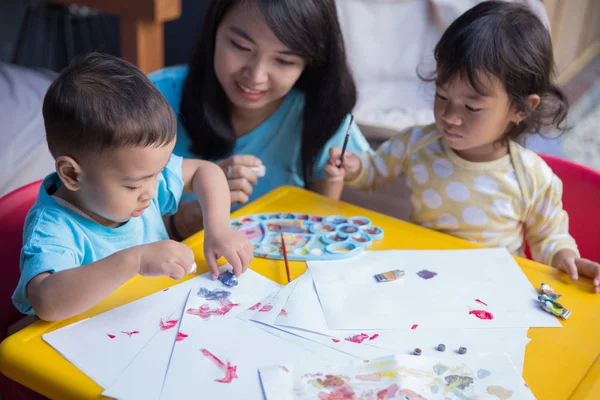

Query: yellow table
[[1, 186, 599, 399]]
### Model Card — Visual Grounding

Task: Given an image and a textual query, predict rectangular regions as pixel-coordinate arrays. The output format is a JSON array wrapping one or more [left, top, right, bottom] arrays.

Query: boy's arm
[[27, 248, 139, 321], [181, 159, 231, 231], [27, 241, 194, 321], [181, 159, 253, 277]]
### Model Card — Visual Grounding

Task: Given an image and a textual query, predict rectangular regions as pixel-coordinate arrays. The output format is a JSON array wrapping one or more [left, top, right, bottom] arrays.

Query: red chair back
[[0, 180, 42, 338]]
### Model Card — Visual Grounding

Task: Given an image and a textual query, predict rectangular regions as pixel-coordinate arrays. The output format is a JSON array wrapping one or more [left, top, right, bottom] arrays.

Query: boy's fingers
[[221, 248, 243, 276], [204, 252, 220, 279], [229, 155, 262, 167], [168, 264, 186, 280]]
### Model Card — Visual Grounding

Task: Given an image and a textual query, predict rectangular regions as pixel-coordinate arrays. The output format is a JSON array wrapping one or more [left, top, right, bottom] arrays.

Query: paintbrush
[[280, 231, 291, 283], [337, 114, 354, 168]]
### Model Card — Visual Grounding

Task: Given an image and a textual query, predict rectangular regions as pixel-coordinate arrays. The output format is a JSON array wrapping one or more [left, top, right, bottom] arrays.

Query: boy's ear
[[55, 156, 82, 191]]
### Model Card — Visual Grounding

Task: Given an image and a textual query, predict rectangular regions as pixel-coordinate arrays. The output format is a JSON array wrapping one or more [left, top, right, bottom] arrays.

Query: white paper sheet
[[160, 288, 328, 400], [42, 273, 219, 388], [259, 352, 535, 399], [102, 268, 281, 400], [308, 249, 561, 330]]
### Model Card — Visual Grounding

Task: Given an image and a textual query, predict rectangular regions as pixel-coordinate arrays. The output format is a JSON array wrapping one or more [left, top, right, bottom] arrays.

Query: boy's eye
[[436, 93, 448, 101], [276, 59, 295, 66], [466, 105, 482, 112], [125, 186, 141, 191], [230, 40, 250, 52]]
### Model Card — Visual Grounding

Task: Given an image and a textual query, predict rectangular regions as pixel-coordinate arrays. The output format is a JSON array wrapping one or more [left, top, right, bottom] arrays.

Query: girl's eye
[[466, 105, 482, 112], [436, 93, 448, 101], [230, 40, 250, 52], [125, 186, 141, 191], [276, 59, 295, 66]]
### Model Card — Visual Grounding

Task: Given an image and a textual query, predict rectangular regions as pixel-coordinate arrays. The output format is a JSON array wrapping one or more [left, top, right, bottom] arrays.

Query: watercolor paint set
[[230, 213, 384, 261]]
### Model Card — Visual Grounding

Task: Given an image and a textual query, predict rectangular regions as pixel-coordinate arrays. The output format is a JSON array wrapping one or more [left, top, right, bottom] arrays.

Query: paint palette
[[231, 213, 384, 261]]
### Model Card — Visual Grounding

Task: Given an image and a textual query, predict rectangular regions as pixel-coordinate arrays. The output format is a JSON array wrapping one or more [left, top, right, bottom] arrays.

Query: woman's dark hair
[[180, 0, 356, 185], [425, 1, 568, 141]]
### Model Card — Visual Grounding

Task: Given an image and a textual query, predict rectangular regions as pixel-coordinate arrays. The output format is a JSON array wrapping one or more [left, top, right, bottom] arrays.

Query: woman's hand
[[217, 155, 263, 205]]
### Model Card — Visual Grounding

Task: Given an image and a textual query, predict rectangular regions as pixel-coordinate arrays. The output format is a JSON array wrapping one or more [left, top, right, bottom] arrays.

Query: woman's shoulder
[[148, 66, 188, 106]]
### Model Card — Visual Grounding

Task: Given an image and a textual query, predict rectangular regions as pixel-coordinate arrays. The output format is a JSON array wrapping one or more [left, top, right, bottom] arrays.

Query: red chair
[[0, 180, 47, 400], [535, 154, 600, 262]]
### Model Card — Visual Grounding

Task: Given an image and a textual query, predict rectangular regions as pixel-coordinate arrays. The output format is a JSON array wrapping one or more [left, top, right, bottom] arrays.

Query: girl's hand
[[203, 226, 254, 279], [325, 147, 362, 182], [217, 155, 263, 205], [552, 248, 600, 293]]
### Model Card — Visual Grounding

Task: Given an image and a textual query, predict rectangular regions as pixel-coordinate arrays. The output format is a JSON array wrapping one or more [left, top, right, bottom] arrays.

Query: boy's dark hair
[[180, 0, 356, 185], [426, 1, 568, 141], [43, 52, 176, 159]]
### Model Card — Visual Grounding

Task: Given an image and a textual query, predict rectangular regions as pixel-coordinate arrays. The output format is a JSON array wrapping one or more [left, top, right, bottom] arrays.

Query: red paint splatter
[[332, 339, 341, 343], [186, 288, 239, 320], [369, 334, 379, 341], [411, 324, 418, 330], [107, 334, 116, 339], [259, 304, 273, 312], [201, 349, 238, 383], [398, 389, 428, 400], [162, 288, 170, 292], [469, 309, 494, 320], [377, 384, 400, 400], [278, 308, 288, 317], [475, 299, 488, 306], [248, 302, 261, 311], [345, 333, 369, 344], [159, 318, 178, 331], [121, 330, 140, 337], [176, 332, 188, 342]]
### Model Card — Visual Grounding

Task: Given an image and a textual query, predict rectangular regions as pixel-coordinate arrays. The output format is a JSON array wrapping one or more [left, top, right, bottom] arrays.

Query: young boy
[[12, 53, 254, 321]]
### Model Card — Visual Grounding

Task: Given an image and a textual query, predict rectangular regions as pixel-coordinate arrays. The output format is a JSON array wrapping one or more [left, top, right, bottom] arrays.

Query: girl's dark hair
[[426, 1, 568, 141], [179, 0, 356, 185], [43, 53, 176, 159]]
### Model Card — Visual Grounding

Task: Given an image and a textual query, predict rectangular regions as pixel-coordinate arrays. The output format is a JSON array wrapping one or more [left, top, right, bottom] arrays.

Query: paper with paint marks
[[249, 280, 298, 326], [307, 249, 561, 330], [42, 271, 226, 388], [102, 268, 281, 400], [259, 352, 534, 400], [160, 289, 326, 400]]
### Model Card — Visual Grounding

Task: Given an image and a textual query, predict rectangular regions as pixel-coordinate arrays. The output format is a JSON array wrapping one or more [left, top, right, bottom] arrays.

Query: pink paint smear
[[344, 333, 379, 344], [121, 330, 140, 337], [259, 304, 273, 312], [377, 384, 400, 399], [176, 332, 188, 342], [411, 324, 418, 330], [469, 309, 494, 320], [187, 288, 239, 320], [107, 334, 116, 339], [332, 339, 341, 343], [159, 318, 178, 331], [475, 299, 488, 306], [279, 308, 288, 317], [162, 288, 170, 292], [201, 349, 238, 383], [248, 302, 261, 311]]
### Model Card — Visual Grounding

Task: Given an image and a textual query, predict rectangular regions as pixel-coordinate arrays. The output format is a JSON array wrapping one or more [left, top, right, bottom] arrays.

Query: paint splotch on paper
[[411, 324, 418, 330], [107, 334, 116, 339], [279, 309, 288, 317], [416, 269, 437, 279], [201, 349, 238, 384], [120, 330, 139, 337], [487, 385, 513, 399], [259, 304, 273, 312], [475, 299, 488, 306], [159, 318, 178, 331], [176, 332, 188, 342], [248, 302, 261, 311], [469, 310, 494, 320], [345, 333, 370, 344], [186, 288, 239, 320]]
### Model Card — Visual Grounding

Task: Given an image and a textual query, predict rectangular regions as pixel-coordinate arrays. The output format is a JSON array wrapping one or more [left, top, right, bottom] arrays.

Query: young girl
[[150, 0, 369, 240], [326, 1, 600, 292]]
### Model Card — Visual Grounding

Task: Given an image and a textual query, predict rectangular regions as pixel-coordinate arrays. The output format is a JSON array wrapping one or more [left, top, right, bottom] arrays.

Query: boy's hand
[[553, 248, 600, 293], [204, 226, 254, 279], [325, 147, 362, 182], [138, 240, 197, 280]]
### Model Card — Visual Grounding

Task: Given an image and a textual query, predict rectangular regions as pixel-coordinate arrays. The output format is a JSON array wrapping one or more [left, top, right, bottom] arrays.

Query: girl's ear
[[512, 94, 541, 123], [55, 156, 83, 191]]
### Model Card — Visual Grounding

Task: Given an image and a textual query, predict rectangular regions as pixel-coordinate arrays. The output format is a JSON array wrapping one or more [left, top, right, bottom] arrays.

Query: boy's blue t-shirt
[[12, 154, 185, 315], [149, 66, 370, 211]]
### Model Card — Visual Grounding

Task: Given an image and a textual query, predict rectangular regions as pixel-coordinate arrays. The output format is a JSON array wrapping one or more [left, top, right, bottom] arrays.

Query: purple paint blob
[[417, 269, 438, 279]]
